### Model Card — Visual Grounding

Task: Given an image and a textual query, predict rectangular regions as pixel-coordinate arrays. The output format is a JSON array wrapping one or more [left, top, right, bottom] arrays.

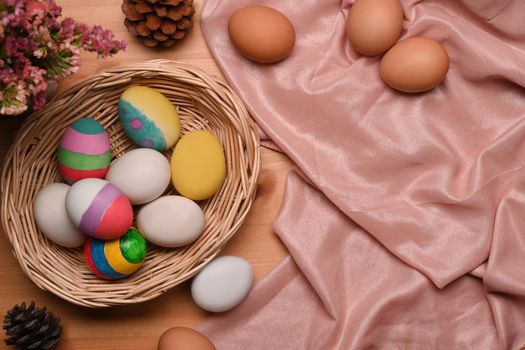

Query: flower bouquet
[[0, 0, 126, 116]]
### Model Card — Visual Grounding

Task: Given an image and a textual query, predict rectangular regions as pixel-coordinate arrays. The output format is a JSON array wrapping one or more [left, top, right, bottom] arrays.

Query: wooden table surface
[[0, 1, 292, 348]]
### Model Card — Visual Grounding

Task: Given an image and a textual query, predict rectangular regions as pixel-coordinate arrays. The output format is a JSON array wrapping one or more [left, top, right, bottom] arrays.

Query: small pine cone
[[3, 301, 62, 350], [122, 0, 195, 48]]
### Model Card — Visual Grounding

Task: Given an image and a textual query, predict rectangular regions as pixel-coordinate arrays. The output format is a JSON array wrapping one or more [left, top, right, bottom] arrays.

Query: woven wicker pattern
[[1, 60, 260, 307]]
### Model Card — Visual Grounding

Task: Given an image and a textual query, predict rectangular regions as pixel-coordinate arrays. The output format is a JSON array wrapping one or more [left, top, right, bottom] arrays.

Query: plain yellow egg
[[171, 130, 226, 201]]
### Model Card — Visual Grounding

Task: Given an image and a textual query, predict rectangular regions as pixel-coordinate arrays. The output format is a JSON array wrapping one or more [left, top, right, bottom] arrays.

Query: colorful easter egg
[[118, 86, 180, 151], [57, 118, 111, 184], [171, 130, 226, 201], [66, 178, 133, 240], [84, 228, 147, 280]]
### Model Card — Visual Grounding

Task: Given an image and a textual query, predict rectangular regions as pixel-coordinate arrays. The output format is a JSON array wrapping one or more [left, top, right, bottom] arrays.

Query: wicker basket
[[1, 60, 260, 307]]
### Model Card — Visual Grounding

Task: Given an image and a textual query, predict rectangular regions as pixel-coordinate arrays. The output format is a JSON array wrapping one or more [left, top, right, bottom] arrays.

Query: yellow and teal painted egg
[[57, 118, 111, 184], [84, 228, 147, 280], [118, 86, 180, 151]]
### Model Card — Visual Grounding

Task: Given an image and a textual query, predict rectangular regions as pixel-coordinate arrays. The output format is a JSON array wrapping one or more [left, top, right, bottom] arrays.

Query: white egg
[[106, 148, 171, 205], [191, 256, 253, 312], [137, 195, 204, 247], [33, 183, 86, 248]]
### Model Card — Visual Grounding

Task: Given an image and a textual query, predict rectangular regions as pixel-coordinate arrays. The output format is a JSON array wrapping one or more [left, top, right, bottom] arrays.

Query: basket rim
[[1, 59, 261, 307]]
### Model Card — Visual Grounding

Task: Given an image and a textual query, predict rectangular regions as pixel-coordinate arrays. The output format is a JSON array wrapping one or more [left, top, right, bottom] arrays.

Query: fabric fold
[[200, 172, 507, 349], [200, 0, 525, 348]]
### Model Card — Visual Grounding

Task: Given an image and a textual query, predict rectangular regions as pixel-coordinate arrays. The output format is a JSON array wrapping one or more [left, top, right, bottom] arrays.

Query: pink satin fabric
[[199, 0, 525, 348]]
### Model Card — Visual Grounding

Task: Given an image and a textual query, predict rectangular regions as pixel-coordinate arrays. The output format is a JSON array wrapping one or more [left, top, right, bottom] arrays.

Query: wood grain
[[0, 1, 292, 348]]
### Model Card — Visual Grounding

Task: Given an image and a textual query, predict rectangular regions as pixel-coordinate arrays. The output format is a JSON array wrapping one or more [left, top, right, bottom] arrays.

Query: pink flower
[[26, 0, 46, 18], [0, 0, 126, 115], [76, 24, 127, 58], [59, 17, 75, 39], [0, 81, 29, 115]]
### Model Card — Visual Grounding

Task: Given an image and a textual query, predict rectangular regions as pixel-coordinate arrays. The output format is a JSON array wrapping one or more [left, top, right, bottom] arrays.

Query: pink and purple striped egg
[[65, 178, 133, 240], [58, 118, 111, 184]]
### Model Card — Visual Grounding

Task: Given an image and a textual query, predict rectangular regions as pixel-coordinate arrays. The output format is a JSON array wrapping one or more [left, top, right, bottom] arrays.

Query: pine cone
[[122, 0, 195, 48], [3, 302, 62, 350]]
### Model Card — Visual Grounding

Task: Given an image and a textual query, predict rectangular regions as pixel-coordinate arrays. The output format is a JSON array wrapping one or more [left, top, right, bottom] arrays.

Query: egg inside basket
[[1, 60, 260, 307]]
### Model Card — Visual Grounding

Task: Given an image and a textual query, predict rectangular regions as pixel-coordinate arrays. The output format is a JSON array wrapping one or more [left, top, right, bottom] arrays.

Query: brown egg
[[379, 37, 449, 93], [346, 0, 404, 56], [228, 6, 295, 64], [158, 327, 216, 350]]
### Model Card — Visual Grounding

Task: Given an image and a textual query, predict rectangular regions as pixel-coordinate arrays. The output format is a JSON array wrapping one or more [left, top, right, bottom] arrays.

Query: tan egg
[[346, 0, 404, 56], [228, 6, 295, 63], [380, 37, 449, 93], [158, 327, 216, 350]]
